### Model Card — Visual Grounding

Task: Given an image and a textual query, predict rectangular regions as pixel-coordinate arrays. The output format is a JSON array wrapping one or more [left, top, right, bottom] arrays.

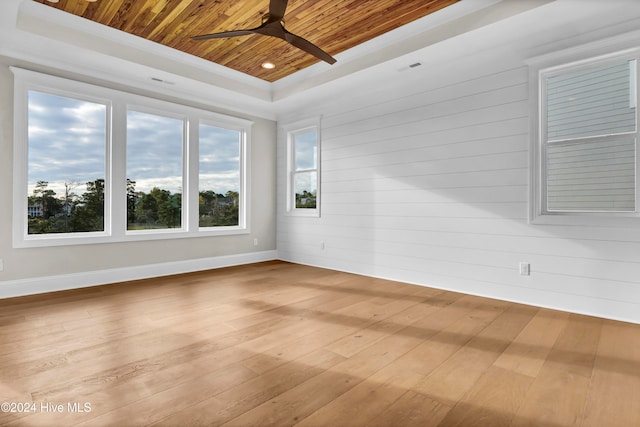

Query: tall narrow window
[[287, 123, 320, 216], [27, 91, 107, 234], [199, 123, 242, 227], [126, 110, 184, 230], [533, 52, 640, 223]]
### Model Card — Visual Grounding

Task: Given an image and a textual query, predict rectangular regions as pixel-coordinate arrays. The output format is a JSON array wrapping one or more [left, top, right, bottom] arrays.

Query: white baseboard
[[0, 250, 278, 299]]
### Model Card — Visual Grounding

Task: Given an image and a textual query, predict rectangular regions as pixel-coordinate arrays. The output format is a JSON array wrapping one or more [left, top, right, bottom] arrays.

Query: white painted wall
[[277, 1, 640, 324]]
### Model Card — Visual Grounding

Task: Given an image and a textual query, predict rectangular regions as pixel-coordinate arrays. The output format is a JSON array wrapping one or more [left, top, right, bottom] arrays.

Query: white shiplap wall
[[276, 8, 640, 324]]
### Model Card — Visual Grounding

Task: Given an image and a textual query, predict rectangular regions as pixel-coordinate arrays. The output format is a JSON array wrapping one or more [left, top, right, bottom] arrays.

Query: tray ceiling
[[33, 0, 459, 82]]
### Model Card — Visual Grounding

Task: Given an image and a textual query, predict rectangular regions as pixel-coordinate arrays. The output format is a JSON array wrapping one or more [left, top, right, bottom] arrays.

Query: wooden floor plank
[[383, 295, 509, 379], [367, 390, 451, 427], [493, 308, 570, 378], [222, 330, 428, 426], [149, 348, 346, 427], [413, 302, 538, 405], [283, 297, 459, 426], [436, 366, 534, 427], [510, 314, 602, 427], [581, 320, 640, 427], [0, 261, 638, 427]]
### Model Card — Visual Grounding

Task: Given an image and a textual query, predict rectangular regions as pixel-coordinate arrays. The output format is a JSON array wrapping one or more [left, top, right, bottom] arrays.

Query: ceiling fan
[[192, 0, 337, 65]]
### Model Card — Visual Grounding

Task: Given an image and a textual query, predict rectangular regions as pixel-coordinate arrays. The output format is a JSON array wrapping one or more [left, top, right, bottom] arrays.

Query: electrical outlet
[[253, 238, 258, 246], [519, 262, 530, 276]]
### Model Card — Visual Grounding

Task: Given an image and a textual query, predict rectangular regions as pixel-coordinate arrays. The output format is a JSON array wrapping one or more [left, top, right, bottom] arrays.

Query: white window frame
[[284, 117, 321, 217], [12, 67, 252, 247], [197, 117, 249, 232], [528, 39, 640, 227], [125, 105, 189, 234]]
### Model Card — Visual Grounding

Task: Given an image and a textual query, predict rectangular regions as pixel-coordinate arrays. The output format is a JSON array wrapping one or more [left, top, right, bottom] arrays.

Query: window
[[127, 109, 185, 231], [286, 120, 320, 216], [531, 50, 640, 224], [26, 90, 108, 235], [198, 123, 243, 228], [12, 67, 252, 247]]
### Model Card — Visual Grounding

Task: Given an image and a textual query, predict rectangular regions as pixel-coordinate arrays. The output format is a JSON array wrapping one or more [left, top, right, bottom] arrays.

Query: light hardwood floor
[[1, 261, 639, 426]]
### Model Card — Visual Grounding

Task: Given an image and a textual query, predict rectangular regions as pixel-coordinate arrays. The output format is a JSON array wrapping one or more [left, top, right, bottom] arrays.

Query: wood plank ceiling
[[33, 0, 459, 82]]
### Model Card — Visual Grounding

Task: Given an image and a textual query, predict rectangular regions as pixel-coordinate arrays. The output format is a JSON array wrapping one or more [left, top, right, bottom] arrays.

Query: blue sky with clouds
[[199, 123, 240, 195], [127, 110, 183, 193], [28, 91, 241, 197], [293, 128, 318, 194], [28, 91, 106, 196]]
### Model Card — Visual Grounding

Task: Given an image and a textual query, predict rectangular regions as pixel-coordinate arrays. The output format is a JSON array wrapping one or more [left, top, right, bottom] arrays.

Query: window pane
[[547, 136, 636, 211], [294, 171, 317, 208], [199, 124, 241, 227], [127, 110, 183, 230], [547, 60, 636, 141], [27, 91, 106, 234], [294, 129, 317, 170]]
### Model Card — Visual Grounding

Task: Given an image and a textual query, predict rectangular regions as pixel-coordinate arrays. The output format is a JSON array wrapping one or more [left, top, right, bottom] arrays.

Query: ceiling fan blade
[[192, 0, 336, 67], [269, 0, 288, 21], [284, 30, 336, 64], [192, 29, 256, 40]]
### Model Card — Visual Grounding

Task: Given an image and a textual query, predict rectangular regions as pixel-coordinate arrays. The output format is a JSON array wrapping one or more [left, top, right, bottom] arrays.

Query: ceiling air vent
[[397, 61, 423, 72], [150, 77, 175, 85]]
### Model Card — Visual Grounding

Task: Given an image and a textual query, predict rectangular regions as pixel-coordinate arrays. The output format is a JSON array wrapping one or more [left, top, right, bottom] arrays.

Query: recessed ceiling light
[[261, 62, 275, 69]]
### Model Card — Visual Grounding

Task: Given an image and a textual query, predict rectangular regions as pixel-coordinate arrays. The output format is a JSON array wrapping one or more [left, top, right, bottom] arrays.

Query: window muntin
[[13, 67, 252, 247], [199, 123, 242, 228], [126, 110, 185, 230], [537, 54, 639, 218], [27, 90, 107, 234], [288, 126, 319, 213]]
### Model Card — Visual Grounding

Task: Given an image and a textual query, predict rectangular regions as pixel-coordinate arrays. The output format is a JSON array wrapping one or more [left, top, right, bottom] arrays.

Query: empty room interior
[[1, 0, 640, 425]]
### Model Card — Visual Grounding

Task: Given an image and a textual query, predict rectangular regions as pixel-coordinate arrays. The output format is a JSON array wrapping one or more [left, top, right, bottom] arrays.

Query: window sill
[[285, 209, 320, 218], [530, 212, 640, 228]]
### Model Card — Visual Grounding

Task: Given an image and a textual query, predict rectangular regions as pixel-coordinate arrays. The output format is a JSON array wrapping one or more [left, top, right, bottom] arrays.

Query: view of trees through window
[[199, 123, 241, 227], [126, 110, 184, 230], [292, 128, 318, 209], [26, 91, 242, 235], [28, 179, 105, 234], [27, 91, 106, 234]]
